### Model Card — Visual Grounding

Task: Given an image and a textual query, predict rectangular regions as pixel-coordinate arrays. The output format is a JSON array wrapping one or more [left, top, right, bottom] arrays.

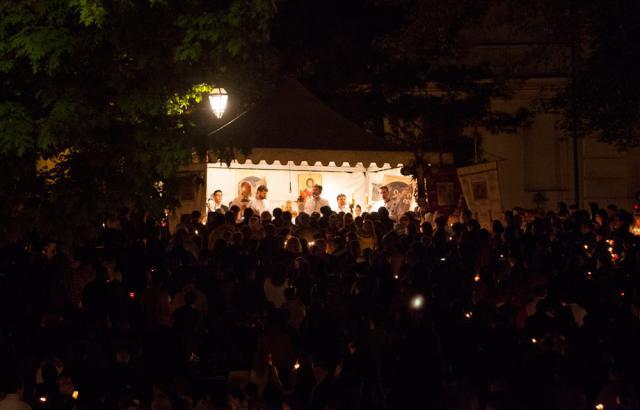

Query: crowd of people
[[1, 196, 640, 410]]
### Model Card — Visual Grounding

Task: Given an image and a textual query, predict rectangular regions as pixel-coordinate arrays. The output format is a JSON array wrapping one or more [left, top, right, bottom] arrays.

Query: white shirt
[[0, 394, 31, 410], [336, 205, 350, 214], [229, 196, 252, 210], [304, 196, 330, 214], [207, 199, 225, 213], [250, 198, 270, 215], [373, 199, 400, 220]]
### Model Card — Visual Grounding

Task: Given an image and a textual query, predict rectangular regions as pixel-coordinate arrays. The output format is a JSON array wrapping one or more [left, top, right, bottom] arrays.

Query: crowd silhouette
[[1, 202, 639, 410]]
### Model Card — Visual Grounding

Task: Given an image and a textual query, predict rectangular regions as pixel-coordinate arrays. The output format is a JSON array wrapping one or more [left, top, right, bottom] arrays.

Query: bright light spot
[[474, 274, 481, 283], [531, 338, 537, 344], [464, 312, 473, 319], [440, 257, 446, 262], [394, 274, 399, 280], [39, 397, 47, 403], [293, 361, 300, 370], [209, 87, 228, 119], [72, 390, 79, 400], [584, 244, 589, 249], [129, 291, 135, 300], [595, 404, 604, 410], [411, 294, 425, 310], [195, 229, 199, 235]]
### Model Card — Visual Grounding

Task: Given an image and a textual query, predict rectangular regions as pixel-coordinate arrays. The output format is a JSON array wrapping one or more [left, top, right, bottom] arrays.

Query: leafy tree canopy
[[271, 0, 532, 165], [0, 0, 278, 240], [505, 0, 640, 149]]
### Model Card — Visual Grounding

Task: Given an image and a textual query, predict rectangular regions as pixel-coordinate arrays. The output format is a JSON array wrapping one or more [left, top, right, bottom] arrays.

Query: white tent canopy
[[193, 79, 454, 219], [206, 158, 421, 213]]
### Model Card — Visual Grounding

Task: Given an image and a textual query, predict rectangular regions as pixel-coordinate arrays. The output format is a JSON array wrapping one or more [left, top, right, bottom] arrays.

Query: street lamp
[[208, 87, 228, 119]]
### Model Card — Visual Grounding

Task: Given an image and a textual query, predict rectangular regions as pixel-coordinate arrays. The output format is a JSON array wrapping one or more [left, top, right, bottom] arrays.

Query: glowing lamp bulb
[[208, 87, 228, 119], [411, 294, 425, 310]]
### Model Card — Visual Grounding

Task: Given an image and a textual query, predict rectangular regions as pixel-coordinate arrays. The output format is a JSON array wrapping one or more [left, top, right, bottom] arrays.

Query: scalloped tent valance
[[208, 148, 452, 169]]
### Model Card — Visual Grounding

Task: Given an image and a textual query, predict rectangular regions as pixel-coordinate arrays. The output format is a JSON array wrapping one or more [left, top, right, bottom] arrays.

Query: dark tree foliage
[[508, 0, 640, 149], [0, 0, 278, 241], [274, 0, 532, 157], [271, 0, 532, 204]]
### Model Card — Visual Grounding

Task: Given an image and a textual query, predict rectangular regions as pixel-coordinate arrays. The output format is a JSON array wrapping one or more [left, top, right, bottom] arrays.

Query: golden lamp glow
[[595, 404, 604, 410], [293, 361, 300, 370], [411, 294, 425, 310], [72, 390, 79, 400], [473, 274, 481, 283], [208, 87, 228, 119]]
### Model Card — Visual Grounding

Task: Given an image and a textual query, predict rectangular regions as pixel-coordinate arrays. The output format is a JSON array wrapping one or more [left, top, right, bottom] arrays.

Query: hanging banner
[[426, 166, 463, 215], [457, 161, 503, 228]]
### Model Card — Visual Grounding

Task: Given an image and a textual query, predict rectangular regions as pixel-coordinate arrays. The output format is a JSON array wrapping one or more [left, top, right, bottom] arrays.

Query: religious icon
[[298, 174, 322, 201], [436, 182, 455, 206], [237, 176, 266, 198], [471, 180, 488, 201], [382, 175, 413, 215]]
